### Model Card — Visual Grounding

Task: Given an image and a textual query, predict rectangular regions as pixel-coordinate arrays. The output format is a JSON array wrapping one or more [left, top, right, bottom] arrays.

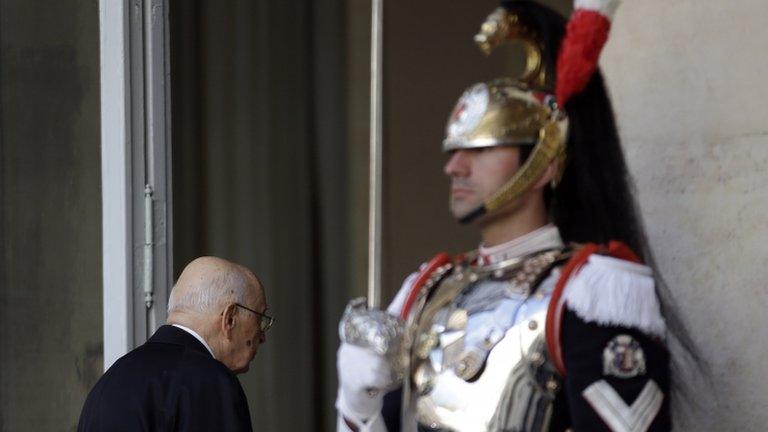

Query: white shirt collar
[[172, 324, 216, 359], [478, 224, 564, 265]]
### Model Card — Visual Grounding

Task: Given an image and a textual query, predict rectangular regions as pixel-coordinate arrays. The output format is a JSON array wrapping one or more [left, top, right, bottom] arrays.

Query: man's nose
[[444, 150, 470, 177]]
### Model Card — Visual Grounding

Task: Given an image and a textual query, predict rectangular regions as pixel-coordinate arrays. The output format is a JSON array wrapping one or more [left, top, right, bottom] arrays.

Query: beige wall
[[602, 2, 768, 429]]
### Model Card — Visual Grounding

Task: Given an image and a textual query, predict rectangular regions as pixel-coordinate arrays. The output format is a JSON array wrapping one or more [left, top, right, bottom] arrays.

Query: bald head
[[167, 257, 268, 373], [168, 256, 264, 317]]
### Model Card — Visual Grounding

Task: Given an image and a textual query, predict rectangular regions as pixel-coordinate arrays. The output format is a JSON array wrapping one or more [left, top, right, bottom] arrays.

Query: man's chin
[[234, 353, 259, 374], [450, 204, 480, 222], [450, 202, 469, 217]]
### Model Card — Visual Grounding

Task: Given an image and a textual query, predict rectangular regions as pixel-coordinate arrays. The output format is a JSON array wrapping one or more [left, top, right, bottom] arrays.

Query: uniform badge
[[603, 334, 646, 378]]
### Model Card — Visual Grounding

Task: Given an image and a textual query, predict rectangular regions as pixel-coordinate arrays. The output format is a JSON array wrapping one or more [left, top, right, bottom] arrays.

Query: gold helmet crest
[[444, 7, 568, 222]]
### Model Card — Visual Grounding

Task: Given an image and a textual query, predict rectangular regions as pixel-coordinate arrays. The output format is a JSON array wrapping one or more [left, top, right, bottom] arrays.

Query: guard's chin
[[449, 203, 471, 221], [450, 201, 485, 225]]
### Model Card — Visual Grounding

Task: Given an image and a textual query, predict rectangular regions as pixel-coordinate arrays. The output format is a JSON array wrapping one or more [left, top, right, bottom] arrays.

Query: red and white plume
[[555, 0, 621, 107]]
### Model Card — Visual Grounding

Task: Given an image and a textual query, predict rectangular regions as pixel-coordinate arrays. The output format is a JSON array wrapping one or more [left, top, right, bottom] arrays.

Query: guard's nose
[[444, 150, 470, 177]]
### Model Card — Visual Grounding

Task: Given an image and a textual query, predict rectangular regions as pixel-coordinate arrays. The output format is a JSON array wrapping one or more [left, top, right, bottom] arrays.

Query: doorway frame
[[99, 0, 173, 370]]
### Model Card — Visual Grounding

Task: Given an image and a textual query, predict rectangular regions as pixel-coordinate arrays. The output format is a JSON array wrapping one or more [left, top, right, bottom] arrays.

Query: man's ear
[[221, 303, 238, 340], [532, 159, 558, 191]]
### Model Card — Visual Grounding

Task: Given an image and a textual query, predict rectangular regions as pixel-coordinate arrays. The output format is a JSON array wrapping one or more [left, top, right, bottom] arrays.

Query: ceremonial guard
[[337, 1, 672, 431]]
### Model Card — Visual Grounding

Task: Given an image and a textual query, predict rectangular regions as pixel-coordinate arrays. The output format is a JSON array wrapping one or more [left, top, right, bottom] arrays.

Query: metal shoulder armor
[[406, 248, 570, 432]]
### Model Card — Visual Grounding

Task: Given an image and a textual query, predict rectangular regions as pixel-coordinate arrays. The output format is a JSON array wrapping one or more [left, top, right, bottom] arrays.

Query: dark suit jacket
[[78, 325, 253, 432]]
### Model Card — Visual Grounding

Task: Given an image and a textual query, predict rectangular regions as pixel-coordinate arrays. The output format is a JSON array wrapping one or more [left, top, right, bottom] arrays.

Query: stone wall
[[602, 2, 768, 429]]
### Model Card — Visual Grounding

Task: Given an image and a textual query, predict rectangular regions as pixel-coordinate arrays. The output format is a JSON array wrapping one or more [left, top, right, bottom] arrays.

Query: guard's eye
[[466, 147, 492, 154]]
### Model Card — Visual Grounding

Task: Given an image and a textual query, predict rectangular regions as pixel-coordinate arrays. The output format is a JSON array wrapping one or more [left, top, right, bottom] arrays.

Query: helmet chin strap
[[486, 123, 564, 211], [457, 205, 487, 225]]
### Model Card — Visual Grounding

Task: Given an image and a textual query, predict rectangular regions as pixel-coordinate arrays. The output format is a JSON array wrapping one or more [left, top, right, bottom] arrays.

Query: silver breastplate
[[408, 250, 565, 432]]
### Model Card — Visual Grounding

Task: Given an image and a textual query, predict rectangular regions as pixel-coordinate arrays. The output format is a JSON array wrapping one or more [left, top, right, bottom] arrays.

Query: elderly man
[[78, 256, 273, 432]]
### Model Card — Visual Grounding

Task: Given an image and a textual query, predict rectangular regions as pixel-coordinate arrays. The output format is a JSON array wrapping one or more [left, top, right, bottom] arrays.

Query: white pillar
[[99, 0, 173, 371]]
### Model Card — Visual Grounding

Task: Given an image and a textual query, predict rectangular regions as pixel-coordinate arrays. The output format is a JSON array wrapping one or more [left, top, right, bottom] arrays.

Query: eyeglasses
[[235, 303, 275, 332]]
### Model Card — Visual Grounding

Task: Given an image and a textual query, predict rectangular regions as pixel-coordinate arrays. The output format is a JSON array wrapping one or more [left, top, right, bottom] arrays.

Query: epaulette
[[546, 241, 666, 375], [563, 254, 665, 337]]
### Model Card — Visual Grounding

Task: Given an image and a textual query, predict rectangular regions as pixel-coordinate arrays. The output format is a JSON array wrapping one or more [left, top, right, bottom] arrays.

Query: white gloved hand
[[336, 342, 397, 426]]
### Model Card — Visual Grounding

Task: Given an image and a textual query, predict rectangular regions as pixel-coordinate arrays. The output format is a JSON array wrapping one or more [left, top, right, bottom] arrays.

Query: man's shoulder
[[136, 337, 236, 384], [79, 344, 247, 432], [176, 346, 236, 382], [100, 335, 230, 383], [89, 342, 239, 408], [102, 341, 184, 377]]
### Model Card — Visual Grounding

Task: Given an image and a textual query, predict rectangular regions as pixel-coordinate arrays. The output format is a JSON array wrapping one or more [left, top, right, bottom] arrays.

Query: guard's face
[[443, 146, 522, 220]]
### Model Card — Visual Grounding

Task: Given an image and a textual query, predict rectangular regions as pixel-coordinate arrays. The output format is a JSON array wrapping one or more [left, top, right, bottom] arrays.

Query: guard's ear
[[221, 303, 238, 339], [533, 159, 558, 191]]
